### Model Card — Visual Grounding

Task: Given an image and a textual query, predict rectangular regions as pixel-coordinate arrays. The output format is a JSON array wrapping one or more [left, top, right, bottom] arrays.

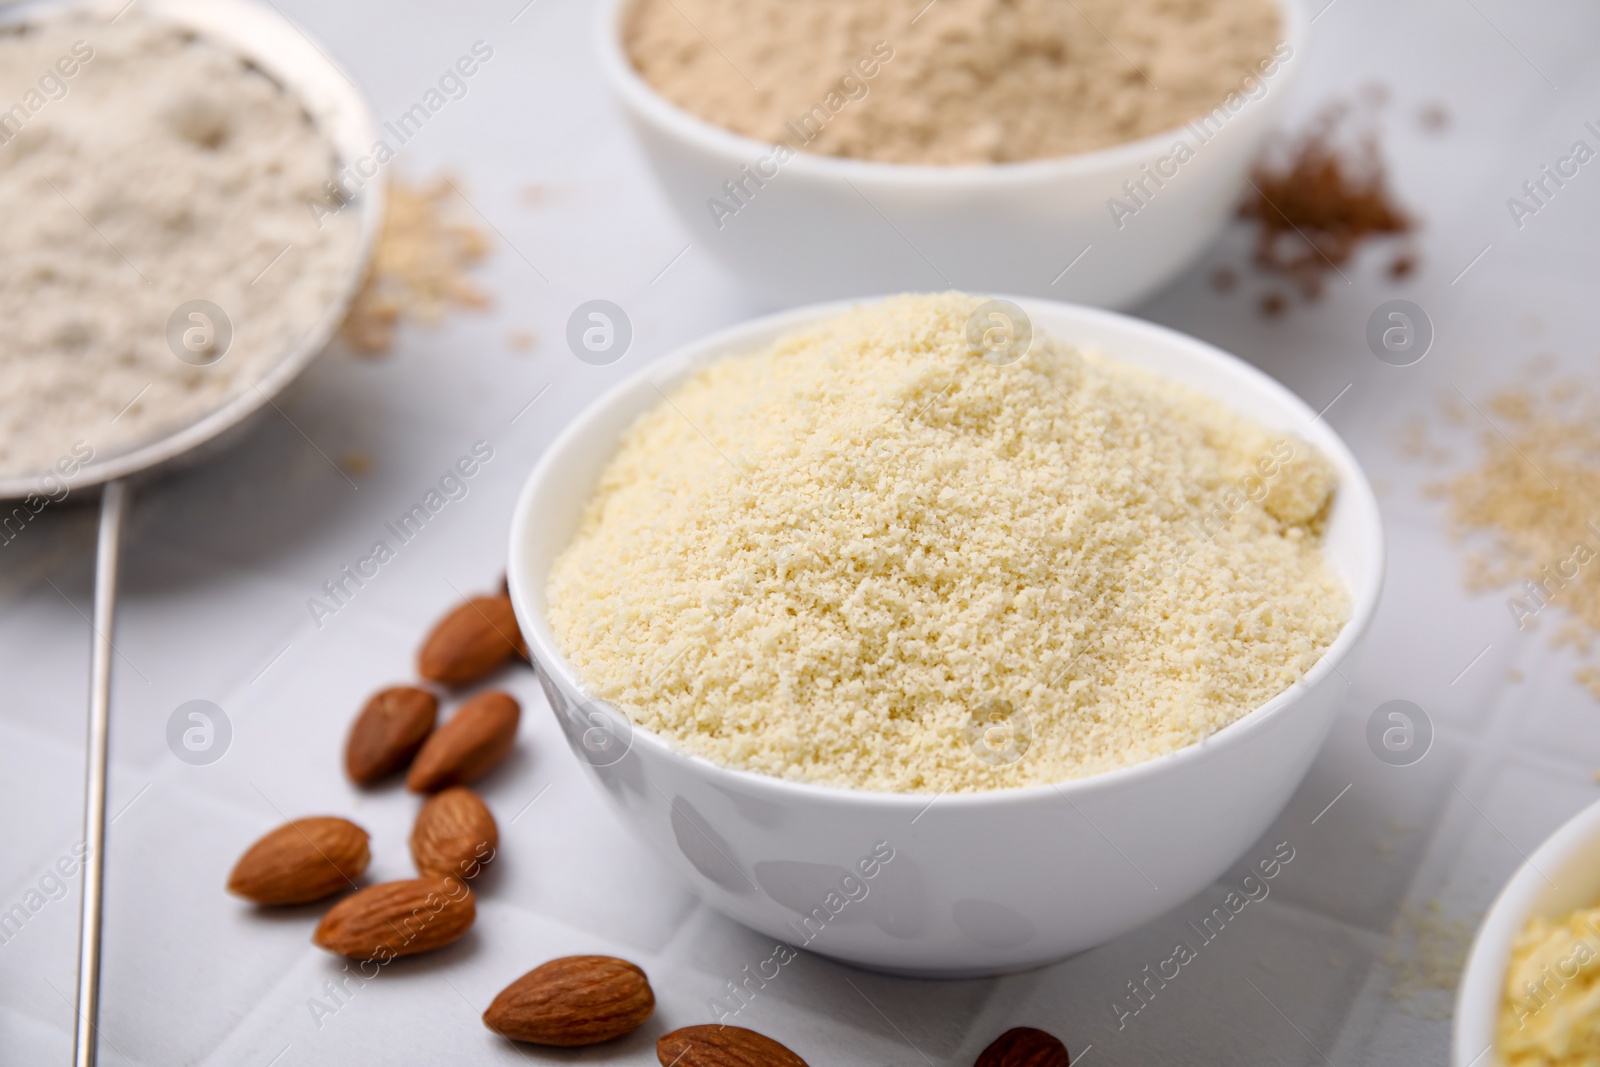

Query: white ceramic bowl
[[596, 0, 1305, 307], [1455, 797, 1600, 1066], [507, 296, 1383, 976]]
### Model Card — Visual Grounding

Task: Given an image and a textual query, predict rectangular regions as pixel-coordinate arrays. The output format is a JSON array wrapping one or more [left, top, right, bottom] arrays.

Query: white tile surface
[[5, 0, 1600, 1063]]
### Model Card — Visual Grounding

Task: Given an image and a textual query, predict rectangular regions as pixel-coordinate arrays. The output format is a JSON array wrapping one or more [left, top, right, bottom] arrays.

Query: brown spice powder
[[341, 177, 492, 355], [1238, 102, 1413, 304], [1417, 102, 1450, 133]]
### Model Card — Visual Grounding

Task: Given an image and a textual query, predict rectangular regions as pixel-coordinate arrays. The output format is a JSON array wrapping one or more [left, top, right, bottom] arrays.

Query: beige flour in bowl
[[546, 294, 1348, 793], [624, 0, 1284, 165], [0, 15, 361, 479]]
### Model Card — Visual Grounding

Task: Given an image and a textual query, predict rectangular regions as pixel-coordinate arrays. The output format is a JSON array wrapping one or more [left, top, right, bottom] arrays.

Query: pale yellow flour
[[546, 294, 1347, 793], [1499, 904, 1600, 1066], [624, 0, 1284, 164], [1423, 374, 1600, 701]]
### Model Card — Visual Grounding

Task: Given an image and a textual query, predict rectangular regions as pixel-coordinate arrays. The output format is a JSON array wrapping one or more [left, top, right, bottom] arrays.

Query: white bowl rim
[[508, 294, 1386, 811], [1453, 796, 1600, 1066], [593, 0, 1308, 188]]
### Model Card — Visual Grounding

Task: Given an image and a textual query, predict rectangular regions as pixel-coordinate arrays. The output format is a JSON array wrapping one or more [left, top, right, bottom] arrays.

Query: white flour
[[0, 15, 361, 479]]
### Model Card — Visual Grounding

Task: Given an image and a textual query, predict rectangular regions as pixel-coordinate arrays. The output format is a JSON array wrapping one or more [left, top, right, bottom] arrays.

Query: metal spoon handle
[[73, 480, 126, 1067]]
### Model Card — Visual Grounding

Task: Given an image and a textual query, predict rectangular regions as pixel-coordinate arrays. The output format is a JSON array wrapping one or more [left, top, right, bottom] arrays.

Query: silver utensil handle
[[73, 480, 127, 1067]]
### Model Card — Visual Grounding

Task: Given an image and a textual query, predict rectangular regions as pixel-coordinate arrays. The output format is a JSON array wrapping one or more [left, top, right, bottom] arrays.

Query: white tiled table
[[5, 0, 1600, 1062]]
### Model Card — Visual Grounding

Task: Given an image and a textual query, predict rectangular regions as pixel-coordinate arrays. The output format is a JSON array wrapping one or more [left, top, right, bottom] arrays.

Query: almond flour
[[546, 293, 1347, 793], [624, 0, 1283, 165], [1424, 373, 1600, 699], [339, 176, 492, 356], [0, 15, 361, 478]]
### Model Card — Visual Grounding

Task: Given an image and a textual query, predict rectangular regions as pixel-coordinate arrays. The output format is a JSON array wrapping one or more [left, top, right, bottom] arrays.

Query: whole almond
[[974, 1027, 1071, 1067], [484, 955, 655, 1046], [411, 787, 498, 880], [227, 817, 369, 905], [345, 686, 438, 785], [656, 1025, 808, 1067], [406, 691, 520, 793], [417, 594, 523, 686], [313, 876, 475, 959]]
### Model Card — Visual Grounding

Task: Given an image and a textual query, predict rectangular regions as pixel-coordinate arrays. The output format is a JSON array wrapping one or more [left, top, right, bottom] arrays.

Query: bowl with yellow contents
[[1455, 797, 1600, 1066], [508, 293, 1383, 975]]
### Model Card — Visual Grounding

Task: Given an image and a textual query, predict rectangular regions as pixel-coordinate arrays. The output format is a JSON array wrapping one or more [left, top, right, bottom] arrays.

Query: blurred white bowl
[[507, 295, 1383, 976], [1455, 797, 1600, 1066], [595, 0, 1305, 307]]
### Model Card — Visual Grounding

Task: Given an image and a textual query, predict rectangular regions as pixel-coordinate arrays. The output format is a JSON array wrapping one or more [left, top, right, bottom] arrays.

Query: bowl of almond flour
[[598, 0, 1305, 305], [0, 0, 379, 499], [508, 292, 1383, 975]]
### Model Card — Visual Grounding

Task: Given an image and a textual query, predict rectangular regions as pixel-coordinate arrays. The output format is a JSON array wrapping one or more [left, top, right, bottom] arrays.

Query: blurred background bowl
[[507, 295, 1384, 976], [1454, 797, 1600, 1066], [596, 0, 1305, 308]]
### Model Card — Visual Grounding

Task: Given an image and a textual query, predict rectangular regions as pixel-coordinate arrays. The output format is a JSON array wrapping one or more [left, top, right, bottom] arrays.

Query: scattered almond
[[313, 876, 475, 959], [657, 1025, 808, 1067], [227, 817, 370, 905], [407, 690, 521, 793], [974, 1027, 1071, 1067], [345, 685, 438, 785], [484, 955, 655, 1046], [411, 787, 498, 880], [417, 594, 523, 686]]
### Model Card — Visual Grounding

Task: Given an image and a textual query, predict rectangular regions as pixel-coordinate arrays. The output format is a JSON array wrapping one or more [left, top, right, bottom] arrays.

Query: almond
[[417, 594, 523, 686], [312, 876, 475, 959], [406, 690, 520, 793], [411, 786, 498, 880], [974, 1027, 1071, 1067], [484, 955, 655, 1046], [656, 1025, 808, 1067], [227, 817, 369, 905], [345, 685, 438, 785]]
